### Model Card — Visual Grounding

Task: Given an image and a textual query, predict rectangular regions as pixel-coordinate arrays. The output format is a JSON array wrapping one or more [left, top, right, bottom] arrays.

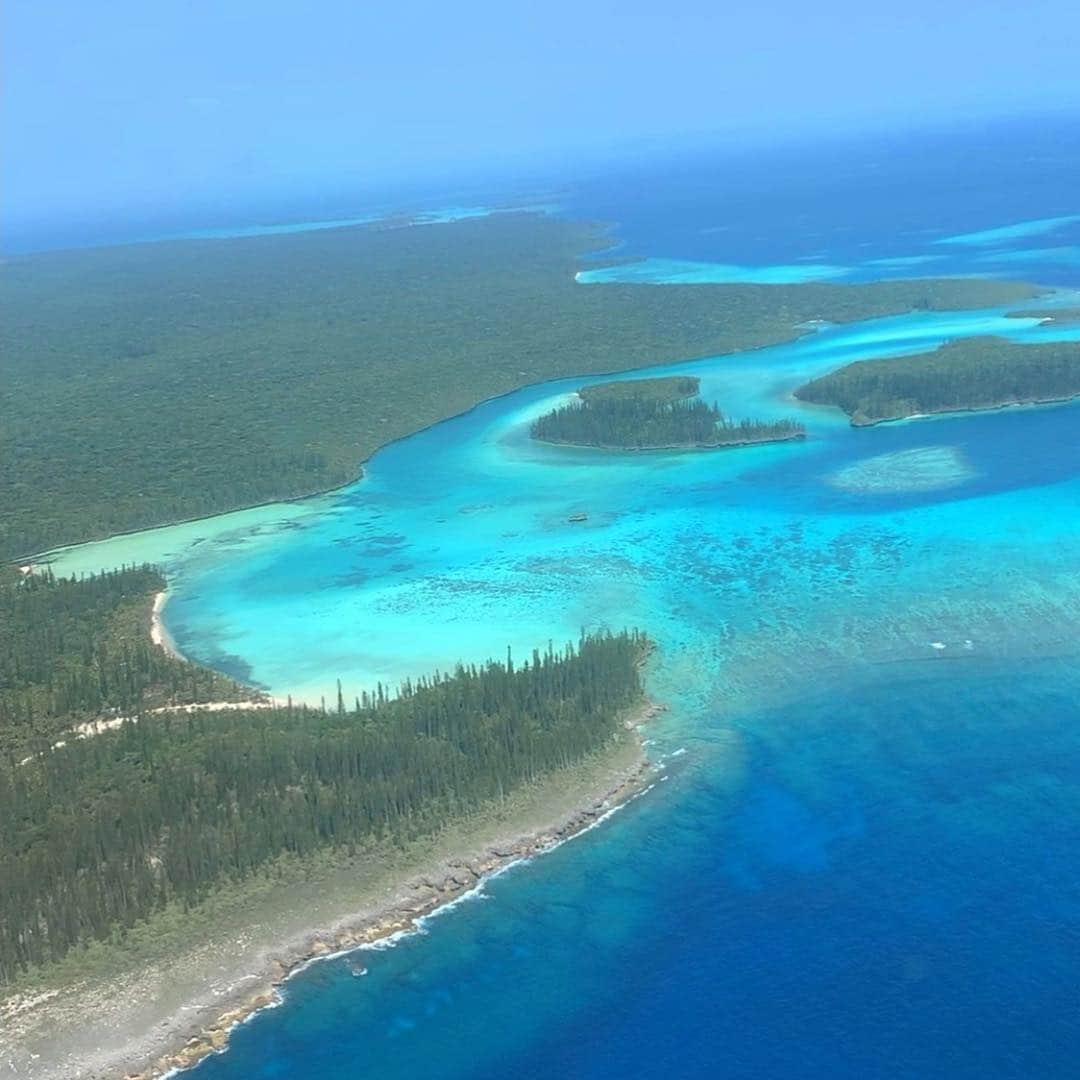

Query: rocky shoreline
[[0, 705, 664, 1080], [120, 740, 657, 1080]]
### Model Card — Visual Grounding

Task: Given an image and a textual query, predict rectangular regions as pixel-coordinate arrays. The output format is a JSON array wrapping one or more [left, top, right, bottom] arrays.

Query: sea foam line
[[157, 765, 659, 1077]]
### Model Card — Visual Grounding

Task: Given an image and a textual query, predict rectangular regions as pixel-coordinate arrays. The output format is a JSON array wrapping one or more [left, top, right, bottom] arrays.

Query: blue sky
[[4, 0, 1079, 232]]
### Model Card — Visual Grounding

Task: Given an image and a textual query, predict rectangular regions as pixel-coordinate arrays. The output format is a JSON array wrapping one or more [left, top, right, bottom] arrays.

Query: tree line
[[795, 336, 1080, 425], [0, 565, 249, 757], [531, 394, 805, 450], [578, 375, 700, 403], [0, 629, 646, 981]]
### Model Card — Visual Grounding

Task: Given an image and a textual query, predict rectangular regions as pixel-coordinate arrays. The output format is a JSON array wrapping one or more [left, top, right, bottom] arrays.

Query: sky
[[4, 0, 1080, 237]]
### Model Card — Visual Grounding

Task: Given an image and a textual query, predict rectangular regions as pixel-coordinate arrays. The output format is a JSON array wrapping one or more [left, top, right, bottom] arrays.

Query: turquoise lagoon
[[47, 296, 1080, 712], [46, 268, 1080, 1077]]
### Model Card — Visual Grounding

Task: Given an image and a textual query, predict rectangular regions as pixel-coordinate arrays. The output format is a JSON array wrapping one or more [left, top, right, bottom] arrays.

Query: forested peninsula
[[0, 213, 1038, 560], [1, 564, 653, 1078], [795, 337, 1080, 425], [1, 616, 646, 981], [532, 375, 805, 449]]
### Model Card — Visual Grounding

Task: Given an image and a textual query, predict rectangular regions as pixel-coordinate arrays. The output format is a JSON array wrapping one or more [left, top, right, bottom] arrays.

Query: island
[[1006, 306, 1080, 324], [794, 336, 1080, 425], [532, 375, 806, 450]]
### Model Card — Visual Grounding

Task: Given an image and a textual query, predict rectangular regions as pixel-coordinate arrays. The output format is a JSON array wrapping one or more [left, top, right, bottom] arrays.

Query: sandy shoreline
[[1, 707, 662, 1080], [150, 590, 184, 661]]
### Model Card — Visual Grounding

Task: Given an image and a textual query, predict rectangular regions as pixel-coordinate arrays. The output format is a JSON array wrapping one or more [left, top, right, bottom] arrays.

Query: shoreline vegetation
[[794, 336, 1080, 425], [578, 374, 701, 403], [3, 623, 650, 978], [531, 375, 806, 450], [0, 566, 658, 1078], [0, 565, 260, 758], [1, 212, 1040, 561], [1006, 306, 1080, 324], [1, 722, 657, 1080]]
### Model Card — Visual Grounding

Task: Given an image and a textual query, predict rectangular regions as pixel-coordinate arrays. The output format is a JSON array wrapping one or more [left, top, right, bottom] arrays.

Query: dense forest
[[795, 337, 1080, 425], [578, 375, 700, 403], [532, 392, 805, 450], [0, 212, 1037, 560], [0, 565, 252, 757], [0, 629, 646, 981]]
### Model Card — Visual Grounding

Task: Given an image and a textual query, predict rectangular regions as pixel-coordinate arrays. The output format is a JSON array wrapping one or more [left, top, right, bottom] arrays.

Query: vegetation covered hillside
[[0, 628, 646, 981], [795, 336, 1080, 424], [0, 213, 1037, 559]]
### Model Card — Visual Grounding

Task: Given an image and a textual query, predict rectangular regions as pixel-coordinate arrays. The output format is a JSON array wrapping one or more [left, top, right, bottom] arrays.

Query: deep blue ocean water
[[569, 118, 1080, 287], [47, 119, 1080, 1077]]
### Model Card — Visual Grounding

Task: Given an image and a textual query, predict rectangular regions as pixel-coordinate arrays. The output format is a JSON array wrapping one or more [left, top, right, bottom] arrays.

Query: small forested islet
[[532, 377, 805, 449]]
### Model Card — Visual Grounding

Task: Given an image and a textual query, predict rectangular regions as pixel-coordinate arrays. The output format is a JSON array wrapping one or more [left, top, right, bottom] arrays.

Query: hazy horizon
[[5, 0, 1080, 242]]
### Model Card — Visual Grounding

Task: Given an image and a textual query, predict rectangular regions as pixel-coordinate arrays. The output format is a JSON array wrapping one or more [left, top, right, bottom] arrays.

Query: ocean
[[47, 118, 1080, 1078]]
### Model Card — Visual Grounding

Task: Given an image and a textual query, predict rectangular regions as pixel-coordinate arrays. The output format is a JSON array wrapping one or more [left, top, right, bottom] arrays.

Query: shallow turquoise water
[[46, 183, 1080, 1074], [49, 298, 1080, 708]]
